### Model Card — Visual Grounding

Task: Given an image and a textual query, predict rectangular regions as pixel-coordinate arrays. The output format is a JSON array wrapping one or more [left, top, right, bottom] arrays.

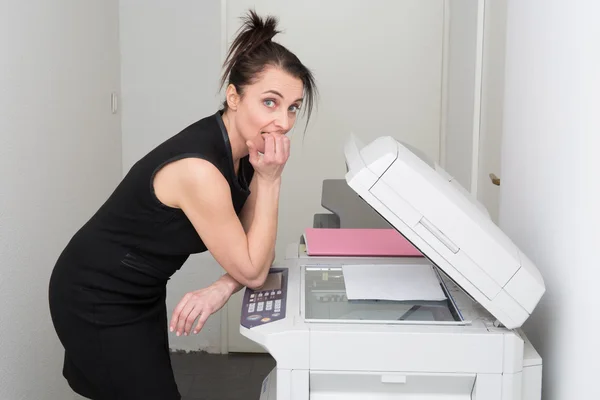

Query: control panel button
[[257, 302, 264, 312], [266, 301, 273, 311], [248, 303, 255, 313]]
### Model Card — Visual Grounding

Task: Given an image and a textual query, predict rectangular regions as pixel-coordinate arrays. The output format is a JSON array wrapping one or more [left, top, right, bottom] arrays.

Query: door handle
[[489, 173, 500, 186]]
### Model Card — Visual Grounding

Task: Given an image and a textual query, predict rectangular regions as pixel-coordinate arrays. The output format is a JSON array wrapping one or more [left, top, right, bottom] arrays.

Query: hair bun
[[242, 9, 280, 44], [227, 10, 280, 63]]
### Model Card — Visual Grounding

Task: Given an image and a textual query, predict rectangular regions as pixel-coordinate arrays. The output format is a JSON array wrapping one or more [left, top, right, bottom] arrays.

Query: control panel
[[241, 268, 288, 328]]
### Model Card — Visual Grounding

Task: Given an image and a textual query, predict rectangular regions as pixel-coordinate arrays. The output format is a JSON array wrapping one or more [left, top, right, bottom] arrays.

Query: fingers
[[172, 300, 202, 336], [263, 134, 289, 165], [264, 134, 275, 160], [176, 300, 196, 336], [246, 140, 259, 166], [274, 135, 283, 162], [248, 133, 290, 182], [271, 134, 289, 165], [183, 306, 202, 335], [170, 292, 191, 333], [193, 312, 210, 334], [280, 135, 290, 163], [171, 292, 216, 336]]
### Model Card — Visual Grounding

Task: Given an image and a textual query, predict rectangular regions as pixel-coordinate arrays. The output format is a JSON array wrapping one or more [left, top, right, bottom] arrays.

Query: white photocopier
[[239, 134, 545, 399]]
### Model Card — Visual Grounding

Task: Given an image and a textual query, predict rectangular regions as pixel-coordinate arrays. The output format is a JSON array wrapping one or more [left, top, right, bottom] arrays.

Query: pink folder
[[303, 228, 423, 257]]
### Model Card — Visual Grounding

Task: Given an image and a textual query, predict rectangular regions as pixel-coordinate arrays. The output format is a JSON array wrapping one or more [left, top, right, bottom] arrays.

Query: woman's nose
[[274, 113, 290, 131]]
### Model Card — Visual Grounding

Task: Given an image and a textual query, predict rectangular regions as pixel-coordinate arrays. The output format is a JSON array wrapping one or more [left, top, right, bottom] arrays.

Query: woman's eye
[[289, 104, 300, 113], [264, 99, 276, 108]]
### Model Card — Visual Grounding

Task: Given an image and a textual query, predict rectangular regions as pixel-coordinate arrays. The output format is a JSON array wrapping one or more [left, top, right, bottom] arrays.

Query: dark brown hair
[[220, 10, 317, 131]]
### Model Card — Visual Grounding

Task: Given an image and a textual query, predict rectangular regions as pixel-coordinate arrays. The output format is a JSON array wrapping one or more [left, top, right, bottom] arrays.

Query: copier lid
[[343, 134, 546, 329]]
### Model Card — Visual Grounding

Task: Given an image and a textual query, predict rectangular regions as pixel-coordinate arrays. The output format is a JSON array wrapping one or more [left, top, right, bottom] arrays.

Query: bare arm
[[239, 174, 258, 231], [212, 172, 279, 296], [172, 158, 280, 289], [206, 135, 288, 292], [240, 175, 277, 259]]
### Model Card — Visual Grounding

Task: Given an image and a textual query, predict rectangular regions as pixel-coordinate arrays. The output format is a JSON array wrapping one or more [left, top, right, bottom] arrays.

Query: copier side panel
[[308, 325, 505, 374]]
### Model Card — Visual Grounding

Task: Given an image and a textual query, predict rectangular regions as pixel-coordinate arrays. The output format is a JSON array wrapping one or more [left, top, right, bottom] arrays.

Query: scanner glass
[[303, 266, 465, 324]]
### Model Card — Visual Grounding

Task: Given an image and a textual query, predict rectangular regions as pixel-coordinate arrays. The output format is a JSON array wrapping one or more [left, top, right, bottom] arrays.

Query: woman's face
[[230, 66, 304, 153]]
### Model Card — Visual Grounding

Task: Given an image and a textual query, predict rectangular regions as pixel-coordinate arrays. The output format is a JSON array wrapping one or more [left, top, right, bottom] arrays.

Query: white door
[[440, 0, 505, 221], [442, 0, 482, 192], [476, 0, 508, 223], [224, 0, 445, 353]]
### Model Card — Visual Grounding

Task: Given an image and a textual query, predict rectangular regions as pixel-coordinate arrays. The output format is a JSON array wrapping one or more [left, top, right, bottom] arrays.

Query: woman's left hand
[[170, 282, 232, 336]]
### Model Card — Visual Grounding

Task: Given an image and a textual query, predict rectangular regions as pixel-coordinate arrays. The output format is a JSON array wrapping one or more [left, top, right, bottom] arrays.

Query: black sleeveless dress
[[48, 111, 254, 400]]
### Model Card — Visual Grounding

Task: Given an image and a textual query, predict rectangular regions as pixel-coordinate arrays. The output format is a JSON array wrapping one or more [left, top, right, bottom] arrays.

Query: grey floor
[[171, 351, 276, 400]]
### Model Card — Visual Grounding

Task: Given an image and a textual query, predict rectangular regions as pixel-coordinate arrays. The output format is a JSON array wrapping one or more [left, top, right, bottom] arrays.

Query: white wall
[[119, 0, 225, 352], [499, 1, 600, 399], [0, 1, 122, 399]]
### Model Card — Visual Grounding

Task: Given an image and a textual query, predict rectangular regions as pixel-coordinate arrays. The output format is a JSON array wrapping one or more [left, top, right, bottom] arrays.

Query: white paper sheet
[[342, 264, 447, 301]]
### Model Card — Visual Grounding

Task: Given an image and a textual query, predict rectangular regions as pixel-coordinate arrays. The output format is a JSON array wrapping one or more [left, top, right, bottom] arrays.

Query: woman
[[49, 10, 317, 400]]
